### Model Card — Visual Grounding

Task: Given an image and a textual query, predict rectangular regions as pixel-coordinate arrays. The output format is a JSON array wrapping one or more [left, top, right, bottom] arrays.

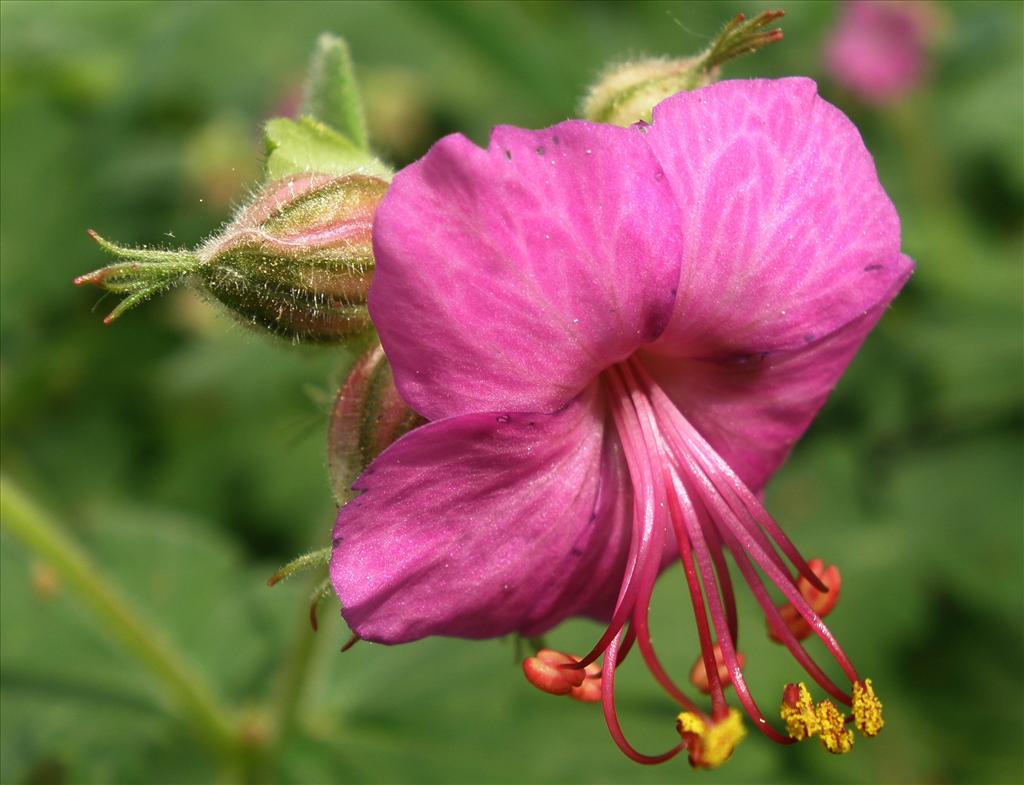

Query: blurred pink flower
[[331, 78, 911, 763], [826, 0, 935, 104]]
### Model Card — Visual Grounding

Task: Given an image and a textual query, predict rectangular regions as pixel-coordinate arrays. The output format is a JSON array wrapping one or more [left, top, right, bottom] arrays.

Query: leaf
[[0, 505, 303, 784], [301, 33, 369, 151], [263, 116, 391, 181]]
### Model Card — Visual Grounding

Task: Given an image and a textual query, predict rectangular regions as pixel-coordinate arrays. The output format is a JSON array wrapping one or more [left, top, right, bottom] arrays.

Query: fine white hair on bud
[[78, 172, 389, 345], [581, 10, 785, 126]]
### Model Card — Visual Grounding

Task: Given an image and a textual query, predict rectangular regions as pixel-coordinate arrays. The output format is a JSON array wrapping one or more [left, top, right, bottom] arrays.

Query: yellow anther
[[676, 709, 745, 769], [815, 699, 854, 755], [676, 711, 706, 737], [780, 682, 818, 740], [852, 678, 884, 737]]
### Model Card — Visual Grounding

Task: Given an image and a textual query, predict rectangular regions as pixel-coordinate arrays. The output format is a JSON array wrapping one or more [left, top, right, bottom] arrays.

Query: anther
[[522, 649, 587, 696], [689, 644, 745, 694], [852, 678, 884, 737], [676, 708, 745, 769], [780, 682, 818, 740], [568, 661, 602, 703], [768, 558, 841, 642], [815, 699, 854, 754]]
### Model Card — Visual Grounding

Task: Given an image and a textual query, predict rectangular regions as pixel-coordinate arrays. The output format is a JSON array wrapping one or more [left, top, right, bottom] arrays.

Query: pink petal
[[369, 121, 683, 421], [636, 78, 912, 488], [638, 290, 909, 492], [330, 384, 632, 643], [644, 78, 912, 359]]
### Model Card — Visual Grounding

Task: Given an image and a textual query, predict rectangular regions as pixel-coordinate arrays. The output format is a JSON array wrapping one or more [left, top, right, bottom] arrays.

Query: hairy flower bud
[[197, 173, 386, 342], [582, 10, 784, 126], [328, 342, 423, 503], [76, 173, 387, 344]]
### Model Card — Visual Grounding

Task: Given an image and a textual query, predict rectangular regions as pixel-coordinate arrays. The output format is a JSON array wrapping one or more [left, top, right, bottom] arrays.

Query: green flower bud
[[76, 172, 388, 344], [328, 342, 423, 504], [198, 172, 386, 342], [582, 10, 784, 126]]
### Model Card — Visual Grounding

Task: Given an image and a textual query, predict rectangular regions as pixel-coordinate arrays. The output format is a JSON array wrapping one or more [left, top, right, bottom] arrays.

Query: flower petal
[[330, 384, 632, 643], [369, 121, 683, 421], [644, 77, 912, 359], [638, 290, 909, 492]]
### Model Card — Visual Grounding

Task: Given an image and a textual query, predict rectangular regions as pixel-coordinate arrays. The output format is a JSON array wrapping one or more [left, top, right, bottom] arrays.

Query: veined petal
[[638, 291, 908, 492], [369, 121, 683, 421], [644, 77, 912, 359], [330, 384, 632, 643]]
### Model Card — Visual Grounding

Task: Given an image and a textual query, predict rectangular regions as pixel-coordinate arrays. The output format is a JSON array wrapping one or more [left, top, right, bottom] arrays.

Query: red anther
[[782, 682, 803, 709], [768, 559, 842, 642], [689, 644, 745, 694]]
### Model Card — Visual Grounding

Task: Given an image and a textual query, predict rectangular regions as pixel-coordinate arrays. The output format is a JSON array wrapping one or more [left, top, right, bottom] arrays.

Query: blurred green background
[[1, 1, 1021, 783]]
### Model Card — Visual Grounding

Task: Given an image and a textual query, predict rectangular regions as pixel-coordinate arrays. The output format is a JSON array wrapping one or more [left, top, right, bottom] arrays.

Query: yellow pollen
[[815, 699, 854, 755], [676, 711, 707, 738], [676, 709, 745, 769], [853, 678, 885, 737], [780, 682, 818, 740]]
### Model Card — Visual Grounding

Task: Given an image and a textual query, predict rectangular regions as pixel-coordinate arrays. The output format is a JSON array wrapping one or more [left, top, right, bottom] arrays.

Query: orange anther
[[522, 649, 586, 696], [768, 559, 841, 642], [689, 644, 745, 693], [568, 661, 602, 703]]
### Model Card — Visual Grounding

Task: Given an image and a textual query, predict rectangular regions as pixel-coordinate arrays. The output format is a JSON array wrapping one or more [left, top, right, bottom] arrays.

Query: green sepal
[[75, 230, 200, 323], [301, 33, 369, 151], [263, 116, 391, 181]]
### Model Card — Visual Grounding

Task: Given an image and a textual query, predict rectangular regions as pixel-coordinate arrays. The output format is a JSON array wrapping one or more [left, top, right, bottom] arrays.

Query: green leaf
[[0, 505, 302, 784], [301, 33, 369, 151], [263, 116, 391, 181]]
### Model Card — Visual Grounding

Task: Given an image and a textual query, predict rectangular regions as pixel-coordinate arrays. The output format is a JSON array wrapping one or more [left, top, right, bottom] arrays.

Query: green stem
[[269, 575, 324, 755], [0, 475, 241, 760]]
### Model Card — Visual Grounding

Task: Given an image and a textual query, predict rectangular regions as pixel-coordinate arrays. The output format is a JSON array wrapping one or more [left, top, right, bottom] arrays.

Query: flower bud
[[197, 173, 387, 342], [328, 342, 423, 503], [76, 172, 388, 344], [582, 10, 784, 126]]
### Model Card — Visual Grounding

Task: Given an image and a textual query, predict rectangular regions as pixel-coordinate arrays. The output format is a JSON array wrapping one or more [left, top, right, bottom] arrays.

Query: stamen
[[601, 629, 686, 764], [596, 367, 686, 762], [676, 708, 746, 769], [769, 559, 841, 642], [522, 649, 603, 702], [664, 467, 730, 720], [568, 661, 603, 703], [592, 359, 873, 764], [696, 508, 739, 643], [574, 368, 667, 669], [689, 644, 744, 694], [655, 404, 859, 688], [666, 465, 792, 742], [723, 534, 851, 704], [780, 682, 818, 740], [629, 357, 827, 593], [522, 649, 586, 696], [852, 679, 884, 737], [613, 366, 702, 713], [815, 699, 854, 754]]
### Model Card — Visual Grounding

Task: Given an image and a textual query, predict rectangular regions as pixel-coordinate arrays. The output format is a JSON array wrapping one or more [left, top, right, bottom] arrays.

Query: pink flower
[[825, 1, 934, 104], [331, 78, 911, 764]]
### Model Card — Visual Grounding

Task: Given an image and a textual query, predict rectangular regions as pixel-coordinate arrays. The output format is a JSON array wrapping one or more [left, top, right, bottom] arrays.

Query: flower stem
[[269, 575, 324, 752], [0, 475, 241, 760]]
